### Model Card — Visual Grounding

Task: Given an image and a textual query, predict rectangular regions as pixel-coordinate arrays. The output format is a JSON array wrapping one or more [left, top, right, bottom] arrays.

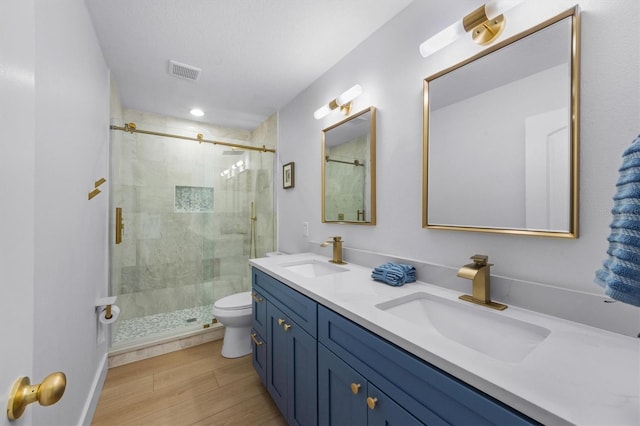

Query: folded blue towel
[[595, 134, 640, 306], [371, 263, 416, 286]]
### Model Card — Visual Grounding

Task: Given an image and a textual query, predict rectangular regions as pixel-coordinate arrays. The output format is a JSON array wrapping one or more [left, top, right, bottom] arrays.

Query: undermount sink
[[376, 292, 550, 363], [281, 259, 348, 278]]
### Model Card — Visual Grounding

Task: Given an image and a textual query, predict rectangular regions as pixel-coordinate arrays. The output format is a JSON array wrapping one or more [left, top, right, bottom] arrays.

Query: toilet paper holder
[[96, 296, 117, 320]]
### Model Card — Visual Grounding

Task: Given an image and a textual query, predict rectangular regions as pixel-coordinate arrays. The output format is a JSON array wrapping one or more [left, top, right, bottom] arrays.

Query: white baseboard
[[79, 352, 108, 426]]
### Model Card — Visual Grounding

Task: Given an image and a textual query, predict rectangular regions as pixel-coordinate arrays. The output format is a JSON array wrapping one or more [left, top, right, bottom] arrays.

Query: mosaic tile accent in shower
[[112, 304, 214, 344], [175, 185, 214, 212]]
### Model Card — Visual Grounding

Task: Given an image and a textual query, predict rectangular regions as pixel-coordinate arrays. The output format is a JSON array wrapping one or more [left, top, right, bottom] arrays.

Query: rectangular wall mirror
[[423, 7, 580, 238], [322, 107, 376, 224]]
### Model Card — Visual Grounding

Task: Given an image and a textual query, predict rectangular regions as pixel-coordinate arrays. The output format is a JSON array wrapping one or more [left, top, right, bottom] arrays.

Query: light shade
[[336, 84, 363, 106], [314, 84, 363, 120], [314, 104, 333, 120], [485, 0, 523, 19], [190, 108, 204, 117], [419, 21, 465, 58]]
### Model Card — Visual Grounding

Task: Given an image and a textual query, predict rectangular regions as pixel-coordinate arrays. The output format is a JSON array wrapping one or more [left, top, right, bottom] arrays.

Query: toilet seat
[[214, 291, 252, 311]]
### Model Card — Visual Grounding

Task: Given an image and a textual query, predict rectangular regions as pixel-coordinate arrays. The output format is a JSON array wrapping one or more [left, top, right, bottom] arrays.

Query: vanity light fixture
[[419, 0, 523, 58], [314, 84, 363, 120], [190, 108, 204, 117]]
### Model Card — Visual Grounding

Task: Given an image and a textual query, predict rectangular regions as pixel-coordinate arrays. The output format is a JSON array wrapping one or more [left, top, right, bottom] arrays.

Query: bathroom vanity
[[249, 253, 639, 425]]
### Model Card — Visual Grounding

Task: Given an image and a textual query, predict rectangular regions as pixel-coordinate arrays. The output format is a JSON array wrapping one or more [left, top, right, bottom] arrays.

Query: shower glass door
[[109, 111, 275, 350]]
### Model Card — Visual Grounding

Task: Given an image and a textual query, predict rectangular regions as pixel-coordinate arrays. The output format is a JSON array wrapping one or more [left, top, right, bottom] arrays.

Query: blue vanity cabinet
[[252, 268, 318, 426], [318, 306, 539, 426], [318, 343, 422, 426]]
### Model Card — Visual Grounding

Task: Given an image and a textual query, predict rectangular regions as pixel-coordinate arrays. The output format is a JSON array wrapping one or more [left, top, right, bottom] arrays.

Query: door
[[525, 108, 571, 231], [367, 383, 423, 426], [267, 303, 289, 416], [318, 344, 367, 426], [0, 1, 36, 425], [288, 319, 317, 426]]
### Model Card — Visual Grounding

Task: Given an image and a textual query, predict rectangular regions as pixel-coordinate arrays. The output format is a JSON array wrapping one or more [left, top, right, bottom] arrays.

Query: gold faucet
[[457, 255, 507, 310], [320, 236, 347, 265]]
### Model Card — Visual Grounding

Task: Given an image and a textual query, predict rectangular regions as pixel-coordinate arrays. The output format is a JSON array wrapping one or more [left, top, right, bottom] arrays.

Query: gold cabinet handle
[[7, 372, 67, 420], [278, 318, 285, 326], [251, 292, 263, 302], [350, 383, 361, 395], [250, 332, 264, 346], [367, 396, 378, 410], [283, 323, 292, 331]]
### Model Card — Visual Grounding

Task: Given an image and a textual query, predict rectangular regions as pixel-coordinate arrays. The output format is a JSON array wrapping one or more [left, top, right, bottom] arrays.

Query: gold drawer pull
[[367, 396, 378, 410], [350, 383, 361, 395], [251, 292, 263, 302], [283, 323, 292, 331], [278, 318, 285, 326], [250, 333, 264, 346]]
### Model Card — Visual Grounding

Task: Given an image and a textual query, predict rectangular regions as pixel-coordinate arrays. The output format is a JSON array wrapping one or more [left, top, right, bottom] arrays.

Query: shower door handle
[[115, 207, 124, 244]]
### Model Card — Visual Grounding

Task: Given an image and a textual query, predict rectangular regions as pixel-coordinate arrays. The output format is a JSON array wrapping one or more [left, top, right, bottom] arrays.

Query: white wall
[[32, 0, 110, 424], [0, 1, 36, 425], [278, 0, 640, 299]]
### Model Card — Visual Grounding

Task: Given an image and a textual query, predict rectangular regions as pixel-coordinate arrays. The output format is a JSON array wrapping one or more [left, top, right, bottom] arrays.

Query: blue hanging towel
[[371, 263, 416, 286], [595, 134, 640, 307]]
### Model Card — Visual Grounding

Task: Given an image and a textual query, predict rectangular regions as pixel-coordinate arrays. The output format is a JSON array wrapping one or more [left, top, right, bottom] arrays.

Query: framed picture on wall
[[283, 162, 295, 189]]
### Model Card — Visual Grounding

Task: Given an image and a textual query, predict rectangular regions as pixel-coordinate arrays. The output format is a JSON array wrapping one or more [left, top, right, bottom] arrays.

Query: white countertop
[[250, 253, 640, 426]]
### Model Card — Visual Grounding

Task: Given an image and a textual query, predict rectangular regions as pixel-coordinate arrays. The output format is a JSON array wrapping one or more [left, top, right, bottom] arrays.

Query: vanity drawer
[[252, 268, 317, 337], [318, 306, 538, 426]]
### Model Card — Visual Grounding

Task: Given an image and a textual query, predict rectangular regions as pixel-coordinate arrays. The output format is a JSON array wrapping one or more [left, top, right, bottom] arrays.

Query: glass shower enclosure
[[109, 111, 275, 350]]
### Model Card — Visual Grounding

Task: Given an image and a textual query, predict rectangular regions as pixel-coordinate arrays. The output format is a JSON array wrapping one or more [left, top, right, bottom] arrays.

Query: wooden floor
[[92, 340, 287, 426]]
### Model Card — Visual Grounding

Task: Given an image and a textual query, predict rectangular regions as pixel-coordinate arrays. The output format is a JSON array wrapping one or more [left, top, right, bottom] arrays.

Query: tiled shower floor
[[112, 304, 215, 345]]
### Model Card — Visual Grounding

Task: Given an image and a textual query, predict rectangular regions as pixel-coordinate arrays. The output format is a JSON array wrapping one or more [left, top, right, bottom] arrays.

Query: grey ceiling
[[85, 0, 415, 130]]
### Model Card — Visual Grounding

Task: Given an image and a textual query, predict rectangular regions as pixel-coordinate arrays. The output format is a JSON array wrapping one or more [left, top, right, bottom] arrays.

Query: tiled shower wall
[[110, 110, 276, 326], [324, 134, 368, 221]]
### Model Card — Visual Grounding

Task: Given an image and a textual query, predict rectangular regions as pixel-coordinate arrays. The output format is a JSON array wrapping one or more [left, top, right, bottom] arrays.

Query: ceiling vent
[[168, 60, 201, 81]]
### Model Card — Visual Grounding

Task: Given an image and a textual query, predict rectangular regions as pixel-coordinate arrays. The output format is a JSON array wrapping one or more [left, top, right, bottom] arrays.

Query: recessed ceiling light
[[190, 108, 204, 117]]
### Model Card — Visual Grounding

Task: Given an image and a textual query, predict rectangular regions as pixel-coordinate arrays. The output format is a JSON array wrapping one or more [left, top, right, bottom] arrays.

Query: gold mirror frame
[[423, 7, 580, 238], [322, 107, 376, 225]]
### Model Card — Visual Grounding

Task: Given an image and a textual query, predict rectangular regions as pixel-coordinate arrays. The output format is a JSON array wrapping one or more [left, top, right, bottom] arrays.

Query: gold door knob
[[283, 323, 292, 331], [278, 318, 285, 326], [7, 372, 67, 420], [350, 383, 361, 395], [367, 396, 378, 410], [251, 292, 263, 302]]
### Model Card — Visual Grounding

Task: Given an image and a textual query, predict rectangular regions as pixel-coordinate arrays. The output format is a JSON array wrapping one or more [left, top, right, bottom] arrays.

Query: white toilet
[[212, 291, 253, 358]]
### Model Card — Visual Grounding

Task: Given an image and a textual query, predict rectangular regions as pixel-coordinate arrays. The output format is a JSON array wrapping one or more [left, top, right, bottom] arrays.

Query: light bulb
[[190, 108, 204, 117]]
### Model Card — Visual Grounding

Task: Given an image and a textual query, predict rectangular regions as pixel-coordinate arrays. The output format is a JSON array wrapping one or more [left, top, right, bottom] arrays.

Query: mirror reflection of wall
[[424, 8, 579, 237], [322, 107, 376, 224]]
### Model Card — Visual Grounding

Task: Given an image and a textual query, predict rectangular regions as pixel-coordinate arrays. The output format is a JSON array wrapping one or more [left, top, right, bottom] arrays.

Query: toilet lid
[[214, 291, 252, 310]]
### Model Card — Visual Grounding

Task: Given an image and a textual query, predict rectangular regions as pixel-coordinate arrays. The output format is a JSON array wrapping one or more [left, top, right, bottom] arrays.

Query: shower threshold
[[111, 304, 218, 351]]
